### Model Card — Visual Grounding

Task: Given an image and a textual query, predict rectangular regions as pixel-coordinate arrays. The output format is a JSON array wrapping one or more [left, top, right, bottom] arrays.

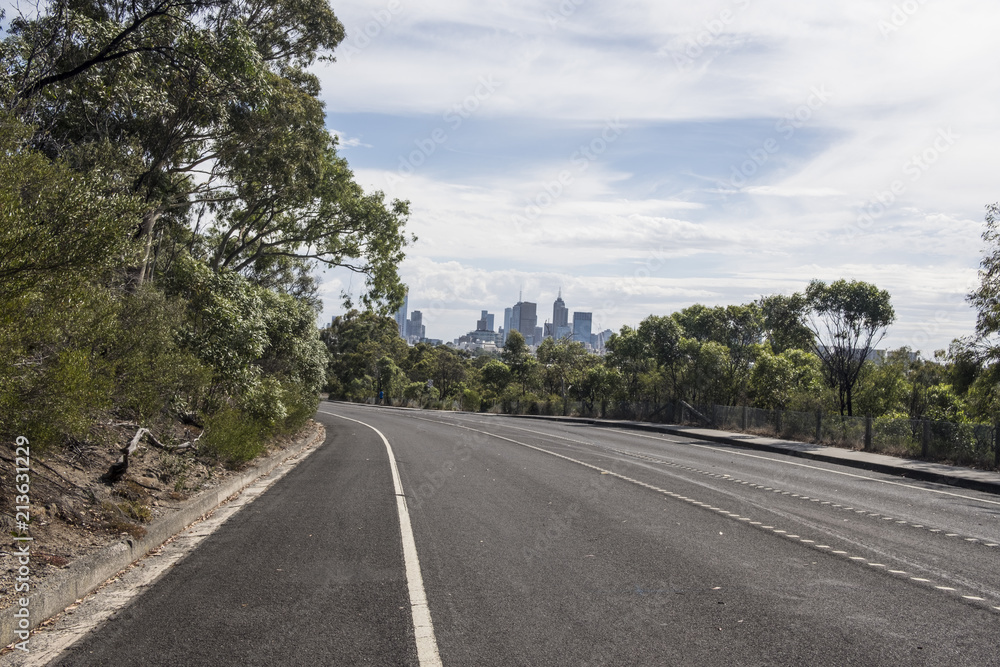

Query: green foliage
[[806, 279, 895, 416], [605, 326, 650, 402], [0, 115, 142, 300], [460, 387, 482, 412], [759, 293, 814, 354], [0, 281, 204, 449], [749, 347, 826, 411], [201, 406, 268, 469], [323, 309, 407, 398], [501, 330, 538, 396], [969, 202, 1000, 350], [0, 0, 384, 464]]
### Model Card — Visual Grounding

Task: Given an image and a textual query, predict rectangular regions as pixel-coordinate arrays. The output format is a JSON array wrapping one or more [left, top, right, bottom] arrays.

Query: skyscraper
[[573, 312, 592, 346], [503, 307, 513, 343], [517, 301, 537, 345], [553, 290, 568, 329], [409, 310, 424, 341], [552, 289, 572, 339], [477, 310, 495, 332], [394, 290, 409, 338]]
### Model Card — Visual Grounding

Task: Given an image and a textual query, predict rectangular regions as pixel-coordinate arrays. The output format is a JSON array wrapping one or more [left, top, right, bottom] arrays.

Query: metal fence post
[[775, 410, 782, 437], [922, 420, 930, 458], [865, 415, 873, 450], [815, 410, 822, 443], [741, 405, 748, 431]]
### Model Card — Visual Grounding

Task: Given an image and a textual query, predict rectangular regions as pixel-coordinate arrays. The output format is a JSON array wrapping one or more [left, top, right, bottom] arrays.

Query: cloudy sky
[[315, 0, 1000, 354]]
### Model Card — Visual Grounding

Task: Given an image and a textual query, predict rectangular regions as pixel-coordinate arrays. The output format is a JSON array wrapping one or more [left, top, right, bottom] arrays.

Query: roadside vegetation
[[0, 0, 409, 464], [325, 228, 1000, 436]]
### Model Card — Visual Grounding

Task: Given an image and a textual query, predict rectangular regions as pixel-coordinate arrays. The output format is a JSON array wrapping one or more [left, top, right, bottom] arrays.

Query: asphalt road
[[49, 403, 1000, 666]]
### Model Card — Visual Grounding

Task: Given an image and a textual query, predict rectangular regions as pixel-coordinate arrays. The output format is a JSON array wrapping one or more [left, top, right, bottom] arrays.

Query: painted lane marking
[[608, 427, 1000, 507], [324, 412, 443, 667], [453, 416, 1000, 549], [404, 411, 1000, 615]]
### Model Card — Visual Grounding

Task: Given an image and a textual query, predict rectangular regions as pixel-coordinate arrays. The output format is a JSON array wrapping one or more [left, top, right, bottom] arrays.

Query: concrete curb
[[505, 413, 1000, 496], [2, 424, 326, 649], [328, 402, 1000, 494]]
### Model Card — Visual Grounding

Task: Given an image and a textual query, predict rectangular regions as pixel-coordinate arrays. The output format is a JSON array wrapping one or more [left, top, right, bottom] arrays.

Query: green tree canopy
[[3, 0, 409, 309], [806, 279, 895, 416]]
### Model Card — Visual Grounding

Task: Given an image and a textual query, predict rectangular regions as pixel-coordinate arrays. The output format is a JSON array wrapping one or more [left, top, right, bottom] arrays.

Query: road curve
[[46, 403, 1000, 666]]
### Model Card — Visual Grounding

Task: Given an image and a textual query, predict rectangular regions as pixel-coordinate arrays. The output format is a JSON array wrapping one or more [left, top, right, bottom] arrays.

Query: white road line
[[324, 412, 443, 667], [615, 429, 1000, 507], [392, 410, 1000, 613]]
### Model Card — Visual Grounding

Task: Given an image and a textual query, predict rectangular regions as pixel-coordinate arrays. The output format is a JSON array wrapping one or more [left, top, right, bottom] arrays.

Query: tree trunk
[[130, 209, 162, 289]]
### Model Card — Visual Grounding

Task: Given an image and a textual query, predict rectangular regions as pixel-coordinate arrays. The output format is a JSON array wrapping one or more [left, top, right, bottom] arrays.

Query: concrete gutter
[[2, 425, 325, 649], [506, 413, 1000, 496]]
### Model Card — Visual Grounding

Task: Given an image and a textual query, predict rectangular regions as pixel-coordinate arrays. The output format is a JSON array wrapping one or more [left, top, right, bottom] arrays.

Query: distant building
[[477, 310, 495, 332], [503, 308, 513, 344], [394, 291, 409, 338], [534, 326, 543, 345], [553, 291, 569, 330], [517, 302, 537, 345], [594, 328, 614, 352], [573, 312, 592, 346], [408, 310, 425, 343]]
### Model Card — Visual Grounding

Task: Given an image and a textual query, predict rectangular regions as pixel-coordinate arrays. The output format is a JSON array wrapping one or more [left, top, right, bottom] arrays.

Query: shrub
[[201, 406, 268, 468], [460, 388, 482, 412]]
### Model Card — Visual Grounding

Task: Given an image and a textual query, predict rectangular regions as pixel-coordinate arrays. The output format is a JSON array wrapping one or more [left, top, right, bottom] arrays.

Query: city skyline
[[314, 1, 998, 356], [393, 287, 610, 350]]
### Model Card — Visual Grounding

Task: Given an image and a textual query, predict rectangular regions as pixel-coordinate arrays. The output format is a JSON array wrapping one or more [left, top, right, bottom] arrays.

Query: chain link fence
[[480, 398, 999, 470]]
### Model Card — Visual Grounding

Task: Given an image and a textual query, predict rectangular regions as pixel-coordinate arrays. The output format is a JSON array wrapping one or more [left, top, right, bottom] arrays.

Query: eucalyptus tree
[[605, 326, 650, 403], [3, 0, 409, 308], [759, 293, 814, 354], [805, 279, 895, 416], [968, 203, 1000, 359]]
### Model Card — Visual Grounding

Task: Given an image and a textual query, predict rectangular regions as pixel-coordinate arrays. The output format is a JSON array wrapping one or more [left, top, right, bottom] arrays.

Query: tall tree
[[759, 293, 814, 354], [501, 330, 536, 396], [636, 315, 683, 399], [3, 0, 409, 309], [718, 303, 765, 404], [968, 202, 1000, 359], [605, 326, 649, 403], [805, 279, 895, 416]]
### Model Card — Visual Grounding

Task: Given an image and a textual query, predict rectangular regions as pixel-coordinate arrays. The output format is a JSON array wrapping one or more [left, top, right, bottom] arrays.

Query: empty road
[[48, 402, 1000, 666]]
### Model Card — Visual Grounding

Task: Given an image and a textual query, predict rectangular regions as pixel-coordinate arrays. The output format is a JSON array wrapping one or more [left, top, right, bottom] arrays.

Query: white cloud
[[314, 1, 999, 352], [331, 129, 372, 148]]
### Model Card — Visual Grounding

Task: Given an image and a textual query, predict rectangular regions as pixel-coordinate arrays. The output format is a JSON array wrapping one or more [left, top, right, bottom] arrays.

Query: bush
[[201, 406, 268, 468], [460, 388, 482, 412]]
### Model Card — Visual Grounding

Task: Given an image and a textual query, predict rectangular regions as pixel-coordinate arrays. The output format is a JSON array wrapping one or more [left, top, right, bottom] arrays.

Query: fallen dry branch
[[144, 428, 202, 452], [103, 428, 148, 483]]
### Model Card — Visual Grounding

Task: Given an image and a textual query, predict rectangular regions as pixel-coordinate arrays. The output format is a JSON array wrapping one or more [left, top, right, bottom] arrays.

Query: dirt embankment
[[1, 419, 322, 613]]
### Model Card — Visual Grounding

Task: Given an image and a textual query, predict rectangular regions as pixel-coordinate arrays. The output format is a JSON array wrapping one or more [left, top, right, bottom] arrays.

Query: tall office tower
[[534, 326, 543, 345], [477, 310, 495, 332], [409, 310, 423, 341], [394, 291, 409, 338], [552, 290, 568, 329], [503, 307, 513, 343], [517, 301, 537, 345], [485, 311, 495, 332], [573, 311, 593, 345], [511, 302, 521, 339]]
